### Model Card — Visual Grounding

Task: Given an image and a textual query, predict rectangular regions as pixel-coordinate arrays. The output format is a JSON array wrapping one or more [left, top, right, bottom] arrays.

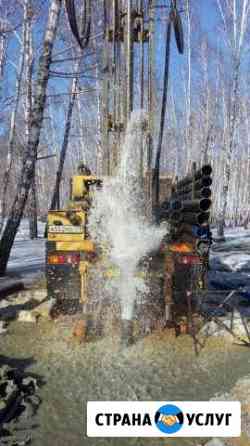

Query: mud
[[1, 318, 250, 446]]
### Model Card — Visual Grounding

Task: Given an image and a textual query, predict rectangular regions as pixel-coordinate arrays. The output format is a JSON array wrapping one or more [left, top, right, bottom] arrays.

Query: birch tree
[[23, 0, 38, 239], [49, 56, 82, 210], [0, 5, 28, 234], [216, 0, 250, 237], [0, 0, 62, 275], [185, 0, 192, 171], [0, 25, 6, 84]]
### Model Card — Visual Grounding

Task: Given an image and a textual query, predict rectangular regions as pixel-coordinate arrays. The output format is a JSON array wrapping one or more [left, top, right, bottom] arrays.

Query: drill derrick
[[102, 0, 152, 181]]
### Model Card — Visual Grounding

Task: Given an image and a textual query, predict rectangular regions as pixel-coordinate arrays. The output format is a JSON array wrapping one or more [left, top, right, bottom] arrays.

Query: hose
[[65, 0, 91, 49], [153, 18, 171, 211], [153, 0, 184, 214]]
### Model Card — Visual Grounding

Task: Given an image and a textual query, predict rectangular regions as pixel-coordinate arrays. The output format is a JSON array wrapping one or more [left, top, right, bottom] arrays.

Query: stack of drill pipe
[[172, 183, 212, 200], [158, 199, 182, 222], [175, 164, 212, 189], [159, 164, 212, 228]]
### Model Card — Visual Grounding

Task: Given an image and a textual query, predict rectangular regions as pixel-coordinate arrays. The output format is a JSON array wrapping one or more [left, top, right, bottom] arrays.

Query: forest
[[0, 0, 250, 275], [1, 2, 250, 446]]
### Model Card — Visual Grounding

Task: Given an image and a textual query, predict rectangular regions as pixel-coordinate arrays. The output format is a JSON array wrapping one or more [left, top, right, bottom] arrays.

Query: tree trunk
[[0, 0, 62, 276], [217, 56, 240, 239], [0, 26, 6, 85], [0, 6, 27, 234], [29, 174, 38, 239], [0, 19, 7, 106], [92, 16, 102, 176], [49, 59, 80, 210], [215, 0, 249, 237], [24, 0, 38, 240]]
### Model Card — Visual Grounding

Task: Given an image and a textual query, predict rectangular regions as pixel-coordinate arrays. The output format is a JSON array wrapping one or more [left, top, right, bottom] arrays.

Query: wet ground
[[1, 227, 250, 445], [1, 318, 250, 446]]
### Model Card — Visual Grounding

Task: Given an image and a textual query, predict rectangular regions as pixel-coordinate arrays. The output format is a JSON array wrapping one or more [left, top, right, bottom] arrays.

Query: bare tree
[[49, 56, 81, 210], [216, 0, 250, 237], [0, 4, 28, 234], [22, 0, 38, 239], [0, 26, 6, 82], [0, 0, 62, 275]]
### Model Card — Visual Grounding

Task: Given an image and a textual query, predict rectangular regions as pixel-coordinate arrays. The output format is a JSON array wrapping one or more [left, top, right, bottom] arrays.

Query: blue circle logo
[[155, 404, 184, 434]]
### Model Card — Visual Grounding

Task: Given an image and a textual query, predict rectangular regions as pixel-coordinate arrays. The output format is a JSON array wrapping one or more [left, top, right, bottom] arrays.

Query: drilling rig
[[45, 1, 214, 346]]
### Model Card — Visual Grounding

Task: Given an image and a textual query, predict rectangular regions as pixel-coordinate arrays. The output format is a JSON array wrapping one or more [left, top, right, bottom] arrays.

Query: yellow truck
[[46, 163, 101, 315]]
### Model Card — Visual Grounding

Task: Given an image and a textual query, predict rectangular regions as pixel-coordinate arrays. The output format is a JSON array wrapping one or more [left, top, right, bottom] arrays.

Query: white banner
[[87, 401, 241, 437]]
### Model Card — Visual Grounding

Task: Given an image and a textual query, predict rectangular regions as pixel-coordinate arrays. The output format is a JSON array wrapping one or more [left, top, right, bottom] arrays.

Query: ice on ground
[[210, 228, 250, 292], [6, 219, 45, 283], [211, 375, 250, 441], [4, 209, 250, 307], [219, 253, 250, 272]]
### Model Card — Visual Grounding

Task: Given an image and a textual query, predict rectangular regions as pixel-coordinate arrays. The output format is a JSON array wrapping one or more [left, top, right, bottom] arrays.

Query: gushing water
[[89, 110, 165, 321]]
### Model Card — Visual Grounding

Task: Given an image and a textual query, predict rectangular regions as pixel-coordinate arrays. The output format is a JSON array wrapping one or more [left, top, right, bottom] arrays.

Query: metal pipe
[[176, 176, 212, 194], [161, 199, 182, 211], [158, 209, 182, 222], [181, 198, 212, 213], [112, 0, 118, 121], [147, 0, 154, 171], [140, 0, 144, 110], [176, 164, 212, 189], [126, 0, 134, 118], [139, 0, 145, 185], [173, 187, 212, 200], [182, 211, 210, 226]]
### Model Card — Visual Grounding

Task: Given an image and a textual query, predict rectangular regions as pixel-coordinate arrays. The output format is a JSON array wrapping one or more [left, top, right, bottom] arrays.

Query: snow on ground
[[7, 219, 45, 283], [203, 227, 250, 317], [4, 221, 250, 296], [210, 228, 250, 288]]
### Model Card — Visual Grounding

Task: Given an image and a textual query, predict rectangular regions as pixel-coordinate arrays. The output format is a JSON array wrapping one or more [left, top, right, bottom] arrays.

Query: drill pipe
[[181, 211, 210, 226], [181, 198, 211, 213], [158, 209, 182, 222], [159, 198, 211, 217], [176, 176, 212, 195], [176, 164, 212, 189], [172, 186, 212, 200], [160, 199, 182, 211]]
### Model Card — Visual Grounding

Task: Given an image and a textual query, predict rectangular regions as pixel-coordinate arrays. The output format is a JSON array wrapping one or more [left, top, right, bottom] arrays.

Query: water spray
[[89, 110, 165, 346]]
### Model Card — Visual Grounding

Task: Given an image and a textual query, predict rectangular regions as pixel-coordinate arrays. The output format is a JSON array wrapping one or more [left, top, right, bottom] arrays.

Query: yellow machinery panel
[[71, 175, 100, 199], [56, 240, 95, 252], [48, 210, 85, 225], [72, 176, 88, 198], [48, 233, 84, 242], [47, 209, 86, 243]]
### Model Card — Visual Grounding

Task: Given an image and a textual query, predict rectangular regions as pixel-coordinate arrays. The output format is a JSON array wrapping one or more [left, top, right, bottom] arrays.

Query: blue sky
[[201, 0, 220, 33], [0, 0, 238, 142]]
